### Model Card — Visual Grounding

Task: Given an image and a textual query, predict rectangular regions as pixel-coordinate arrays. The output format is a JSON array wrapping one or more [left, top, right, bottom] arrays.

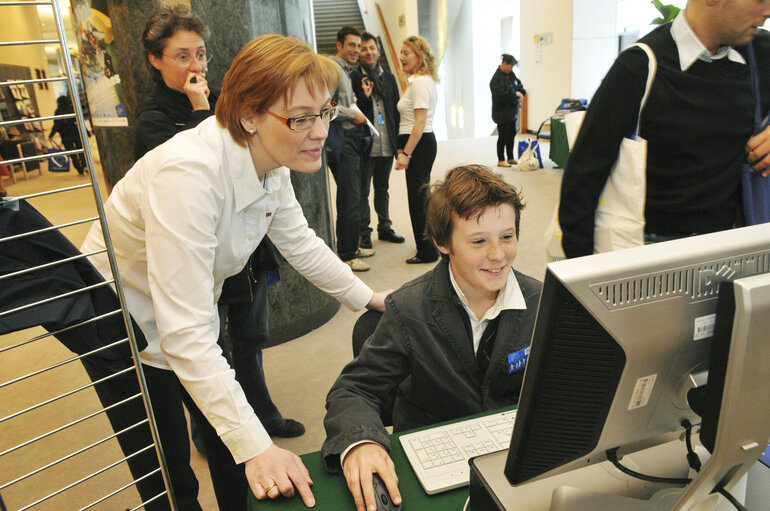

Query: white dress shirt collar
[[671, 11, 746, 71], [219, 128, 285, 214], [449, 264, 526, 353]]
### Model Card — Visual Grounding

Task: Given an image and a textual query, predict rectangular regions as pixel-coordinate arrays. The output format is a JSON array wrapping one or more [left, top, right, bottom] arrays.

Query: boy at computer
[[322, 164, 542, 511]]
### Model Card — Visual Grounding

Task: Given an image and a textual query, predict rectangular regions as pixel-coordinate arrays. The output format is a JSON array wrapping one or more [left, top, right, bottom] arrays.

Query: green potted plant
[[651, 0, 681, 24]]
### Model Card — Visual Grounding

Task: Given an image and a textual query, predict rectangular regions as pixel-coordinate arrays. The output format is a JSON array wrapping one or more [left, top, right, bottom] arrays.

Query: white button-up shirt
[[82, 117, 373, 463], [671, 11, 746, 71], [448, 266, 527, 354]]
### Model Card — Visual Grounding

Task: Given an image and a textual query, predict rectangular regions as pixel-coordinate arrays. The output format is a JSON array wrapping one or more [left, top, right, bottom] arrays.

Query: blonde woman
[[395, 35, 441, 264]]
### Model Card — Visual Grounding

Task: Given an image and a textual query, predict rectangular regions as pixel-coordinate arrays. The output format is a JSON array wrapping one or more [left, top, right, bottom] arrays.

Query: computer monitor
[[503, 224, 770, 508]]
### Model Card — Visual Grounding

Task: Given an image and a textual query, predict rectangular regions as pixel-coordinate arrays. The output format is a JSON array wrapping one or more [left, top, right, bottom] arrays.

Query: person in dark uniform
[[489, 54, 526, 168]]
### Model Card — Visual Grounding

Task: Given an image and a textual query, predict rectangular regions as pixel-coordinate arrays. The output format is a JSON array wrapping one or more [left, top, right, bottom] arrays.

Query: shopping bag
[[742, 42, 770, 226], [593, 43, 656, 253], [544, 208, 566, 262], [743, 162, 770, 225], [517, 138, 542, 171], [47, 144, 70, 173], [545, 43, 655, 259]]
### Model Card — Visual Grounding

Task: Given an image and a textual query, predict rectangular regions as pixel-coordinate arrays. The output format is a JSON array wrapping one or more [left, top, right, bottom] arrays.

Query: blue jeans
[[360, 155, 394, 237], [329, 127, 371, 260], [644, 232, 699, 244]]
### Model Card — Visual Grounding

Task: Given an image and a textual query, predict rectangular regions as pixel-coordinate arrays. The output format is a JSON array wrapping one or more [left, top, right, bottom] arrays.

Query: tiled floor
[[0, 133, 562, 510]]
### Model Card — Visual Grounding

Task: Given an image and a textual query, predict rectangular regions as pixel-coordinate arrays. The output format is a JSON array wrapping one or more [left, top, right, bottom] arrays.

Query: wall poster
[[72, 0, 127, 126]]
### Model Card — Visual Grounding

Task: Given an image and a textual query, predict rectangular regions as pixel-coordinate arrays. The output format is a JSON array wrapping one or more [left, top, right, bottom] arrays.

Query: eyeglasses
[[263, 102, 338, 132], [163, 51, 212, 67]]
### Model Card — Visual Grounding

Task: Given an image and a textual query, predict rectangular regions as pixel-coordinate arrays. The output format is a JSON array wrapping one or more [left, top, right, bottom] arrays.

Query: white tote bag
[[593, 43, 657, 253], [545, 44, 657, 261]]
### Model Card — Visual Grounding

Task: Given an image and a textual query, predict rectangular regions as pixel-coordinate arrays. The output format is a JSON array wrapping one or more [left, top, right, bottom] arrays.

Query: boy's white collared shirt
[[448, 265, 527, 354]]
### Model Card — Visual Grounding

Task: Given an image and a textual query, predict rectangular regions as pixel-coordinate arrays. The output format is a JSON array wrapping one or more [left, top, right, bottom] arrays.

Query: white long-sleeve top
[[82, 116, 373, 463]]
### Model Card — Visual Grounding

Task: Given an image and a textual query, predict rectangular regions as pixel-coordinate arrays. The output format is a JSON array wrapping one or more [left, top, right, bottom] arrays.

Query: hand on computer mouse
[[372, 473, 402, 511], [343, 443, 402, 511]]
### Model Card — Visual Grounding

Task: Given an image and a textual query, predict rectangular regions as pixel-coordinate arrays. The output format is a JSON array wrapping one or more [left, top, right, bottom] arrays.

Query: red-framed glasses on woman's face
[[263, 101, 338, 132]]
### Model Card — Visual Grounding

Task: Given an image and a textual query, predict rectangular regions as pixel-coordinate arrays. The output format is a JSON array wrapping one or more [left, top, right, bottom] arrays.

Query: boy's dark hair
[[142, 4, 209, 83], [337, 25, 361, 44], [425, 165, 525, 248], [361, 31, 377, 44], [501, 53, 517, 65]]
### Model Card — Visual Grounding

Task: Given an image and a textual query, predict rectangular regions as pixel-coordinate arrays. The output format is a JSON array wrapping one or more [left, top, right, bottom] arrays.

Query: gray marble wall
[[99, 0, 341, 345]]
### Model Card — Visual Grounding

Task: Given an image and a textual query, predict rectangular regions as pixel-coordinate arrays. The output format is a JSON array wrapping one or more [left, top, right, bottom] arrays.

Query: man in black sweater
[[560, 0, 770, 258], [350, 32, 405, 249]]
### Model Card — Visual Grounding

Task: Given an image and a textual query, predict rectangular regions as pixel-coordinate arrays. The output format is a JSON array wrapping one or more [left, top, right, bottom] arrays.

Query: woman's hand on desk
[[245, 444, 315, 507], [343, 443, 402, 511]]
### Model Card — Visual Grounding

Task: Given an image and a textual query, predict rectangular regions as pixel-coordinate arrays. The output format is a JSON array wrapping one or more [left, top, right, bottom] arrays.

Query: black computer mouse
[[371, 473, 402, 511]]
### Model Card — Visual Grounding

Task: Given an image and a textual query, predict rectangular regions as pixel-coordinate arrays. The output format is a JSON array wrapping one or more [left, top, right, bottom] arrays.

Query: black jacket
[[133, 81, 219, 160], [0, 199, 147, 371], [490, 67, 526, 124], [350, 64, 400, 151], [322, 257, 541, 472], [49, 103, 81, 144]]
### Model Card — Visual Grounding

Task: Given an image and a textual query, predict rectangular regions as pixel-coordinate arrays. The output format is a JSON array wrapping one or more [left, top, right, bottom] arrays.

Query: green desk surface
[[247, 408, 515, 510]]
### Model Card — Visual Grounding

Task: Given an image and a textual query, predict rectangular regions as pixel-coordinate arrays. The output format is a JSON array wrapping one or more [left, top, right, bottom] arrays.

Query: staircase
[[313, 0, 366, 56]]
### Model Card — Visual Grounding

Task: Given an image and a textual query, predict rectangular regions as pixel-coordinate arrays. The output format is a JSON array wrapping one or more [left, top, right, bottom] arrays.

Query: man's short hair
[[425, 165, 525, 248], [501, 53, 517, 66], [361, 31, 377, 44], [337, 25, 361, 44], [142, 4, 210, 83]]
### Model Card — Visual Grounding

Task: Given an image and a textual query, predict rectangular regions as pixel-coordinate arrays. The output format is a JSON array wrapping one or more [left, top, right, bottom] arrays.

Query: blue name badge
[[377, 112, 385, 125], [507, 346, 530, 374]]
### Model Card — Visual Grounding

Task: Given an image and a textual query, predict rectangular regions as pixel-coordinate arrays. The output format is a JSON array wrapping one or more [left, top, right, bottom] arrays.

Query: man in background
[[560, 0, 770, 258], [351, 32, 405, 250], [328, 25, 374, 272]]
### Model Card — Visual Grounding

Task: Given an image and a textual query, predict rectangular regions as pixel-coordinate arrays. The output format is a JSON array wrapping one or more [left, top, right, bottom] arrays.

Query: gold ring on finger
[[263, 482, 277, 493]]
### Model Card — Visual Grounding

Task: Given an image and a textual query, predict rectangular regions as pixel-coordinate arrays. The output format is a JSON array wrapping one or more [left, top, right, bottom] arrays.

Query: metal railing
[[0, 1, 173, 509]]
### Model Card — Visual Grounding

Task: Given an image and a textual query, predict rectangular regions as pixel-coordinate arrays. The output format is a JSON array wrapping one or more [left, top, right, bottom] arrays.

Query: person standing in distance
[[395, 35, 441, 264], [328, 26, 375, 272], [351, 32, 405, 250], [489, 54, 526, 168]]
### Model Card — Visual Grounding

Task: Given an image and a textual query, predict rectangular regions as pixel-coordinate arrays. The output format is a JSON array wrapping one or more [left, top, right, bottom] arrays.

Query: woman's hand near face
[[245, 444, 315, 507], [184, 71, 210, 111]]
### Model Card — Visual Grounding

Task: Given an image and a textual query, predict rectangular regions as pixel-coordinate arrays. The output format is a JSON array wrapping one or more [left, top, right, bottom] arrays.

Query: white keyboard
[[399, 409, 517, 495]]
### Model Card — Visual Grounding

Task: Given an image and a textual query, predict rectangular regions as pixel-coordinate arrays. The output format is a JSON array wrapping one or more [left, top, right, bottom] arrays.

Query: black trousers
[[359, 155, 395, 237], [62, 137, 86, 174], [82, 359, 248, 510], [399, 132, 439, 259], [217, 270, 283, 431], [496, 119, 517, 162]]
